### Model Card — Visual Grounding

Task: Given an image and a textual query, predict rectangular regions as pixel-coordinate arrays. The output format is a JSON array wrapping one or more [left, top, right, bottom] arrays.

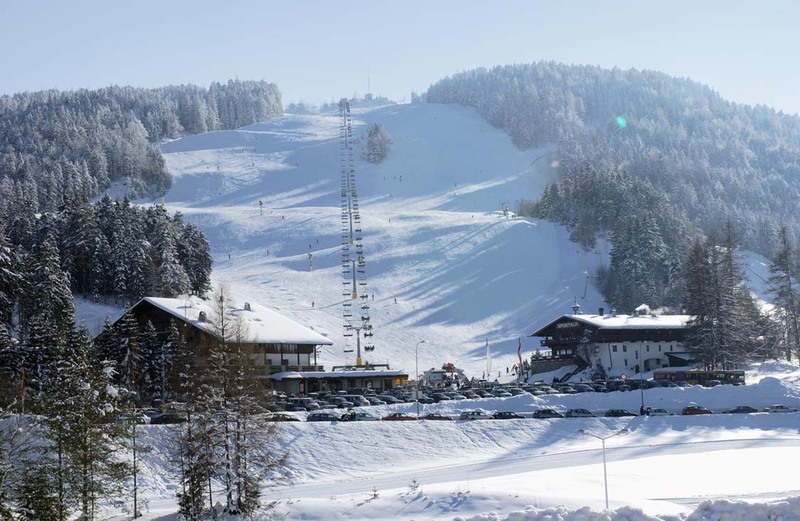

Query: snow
[[140, 296, 333, 345], [80, 103, 800, 519]]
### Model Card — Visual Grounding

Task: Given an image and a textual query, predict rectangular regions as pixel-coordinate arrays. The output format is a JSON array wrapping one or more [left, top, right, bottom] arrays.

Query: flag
[[518, 337, 523, 371]]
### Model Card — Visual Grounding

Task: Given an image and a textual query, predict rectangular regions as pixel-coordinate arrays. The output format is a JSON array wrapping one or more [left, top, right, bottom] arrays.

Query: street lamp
[[578, 428, 629, 509], [639, 345, 645, 415], [415, 340, 426, 417]]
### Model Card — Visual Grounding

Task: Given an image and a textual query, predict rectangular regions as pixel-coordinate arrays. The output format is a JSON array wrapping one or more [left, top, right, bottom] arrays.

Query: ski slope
[[158, 102, 608, 377]]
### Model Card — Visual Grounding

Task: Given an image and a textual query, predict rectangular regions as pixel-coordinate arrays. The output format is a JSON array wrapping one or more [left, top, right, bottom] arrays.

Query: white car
[[764, 404, 799, 413], [459, 409, 492, 420], [648, 408, 671, 416]]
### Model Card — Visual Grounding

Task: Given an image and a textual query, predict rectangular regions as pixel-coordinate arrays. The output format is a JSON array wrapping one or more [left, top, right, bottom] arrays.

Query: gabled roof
[[531, 313, 691, 337], [134, 296, 333, 346]]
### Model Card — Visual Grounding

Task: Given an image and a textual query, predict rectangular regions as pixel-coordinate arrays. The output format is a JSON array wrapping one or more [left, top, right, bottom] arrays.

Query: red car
[[681, 405, 713, 415], [382, 412, 419, 421]]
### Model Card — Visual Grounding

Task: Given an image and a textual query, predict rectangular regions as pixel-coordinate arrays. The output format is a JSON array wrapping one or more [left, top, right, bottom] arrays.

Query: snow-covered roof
[[570, 313, 690, 329], [270, 368, 407, 380], [139, 296, 333, 346], [532, 312, 691, 336]]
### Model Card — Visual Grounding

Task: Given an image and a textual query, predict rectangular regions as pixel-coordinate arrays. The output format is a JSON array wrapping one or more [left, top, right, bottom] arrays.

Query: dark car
[[532, 408, 564, 419], [382, 412, 419, 421], [604, 409, 637, 417], [306, 411, 341, 422], [492, 411, 524, 420], [724, 405, 759, 414], [420, 413, 453, 421], [681, 405, 713, 415], [565, 408, 595, 418]]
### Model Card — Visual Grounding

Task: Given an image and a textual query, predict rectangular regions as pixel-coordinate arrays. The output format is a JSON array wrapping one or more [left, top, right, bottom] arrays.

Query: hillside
[[155, 102, 610, 376]]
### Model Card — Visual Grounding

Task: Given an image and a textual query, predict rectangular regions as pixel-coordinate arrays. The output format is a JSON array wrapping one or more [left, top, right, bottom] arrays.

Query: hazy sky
[[2, 0, 798, 114]]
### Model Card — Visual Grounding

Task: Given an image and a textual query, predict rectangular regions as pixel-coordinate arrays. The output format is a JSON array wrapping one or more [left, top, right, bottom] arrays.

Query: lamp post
[[415, 340, 426, 417], [578, 428, 629, 509], [639, 345, 645, 415]]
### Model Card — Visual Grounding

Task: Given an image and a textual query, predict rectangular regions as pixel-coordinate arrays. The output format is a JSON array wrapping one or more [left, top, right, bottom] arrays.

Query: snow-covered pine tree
[[365, 122, 392, 164], [18, 232, 74, 347], [767, 225, 800, 361], [177, 222, 212, 297], [0, 227, 20, 331]]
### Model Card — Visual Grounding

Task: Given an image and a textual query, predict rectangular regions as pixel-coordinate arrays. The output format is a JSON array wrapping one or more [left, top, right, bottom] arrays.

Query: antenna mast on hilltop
[[339, 98, 374, 366]]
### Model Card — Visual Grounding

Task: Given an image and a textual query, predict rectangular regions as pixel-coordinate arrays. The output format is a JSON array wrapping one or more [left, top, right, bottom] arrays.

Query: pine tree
[[0, 228, 20, 331], [177, 223, 213, 297], [18, 232, 75, 346], [365, 122, 392, 164], [767, 225, 800, 361]]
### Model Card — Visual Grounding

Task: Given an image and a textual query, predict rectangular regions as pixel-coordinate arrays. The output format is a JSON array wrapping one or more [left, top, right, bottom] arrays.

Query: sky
[[3, 0, 800, 115]]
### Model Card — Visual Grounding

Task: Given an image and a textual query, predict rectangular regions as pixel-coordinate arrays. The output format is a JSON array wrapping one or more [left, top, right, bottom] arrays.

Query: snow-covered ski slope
[[159, 102, 609, 376]]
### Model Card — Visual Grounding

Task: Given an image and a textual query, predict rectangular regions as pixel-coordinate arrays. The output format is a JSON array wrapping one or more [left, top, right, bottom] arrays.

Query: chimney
[[198, 311, 207, 322], [244, 302, 251, 311], [599, 307, 604, 316]]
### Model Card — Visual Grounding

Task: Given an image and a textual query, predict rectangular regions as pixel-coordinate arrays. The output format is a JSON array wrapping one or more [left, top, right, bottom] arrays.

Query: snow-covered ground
[[85, 102, 800, 519]]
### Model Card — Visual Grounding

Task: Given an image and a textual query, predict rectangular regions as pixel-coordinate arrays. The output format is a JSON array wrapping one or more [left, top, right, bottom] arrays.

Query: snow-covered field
[[86, 102, 800, 519]]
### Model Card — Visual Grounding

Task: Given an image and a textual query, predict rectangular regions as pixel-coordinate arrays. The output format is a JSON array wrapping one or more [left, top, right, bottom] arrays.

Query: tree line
[[0, 79, 283, 219]]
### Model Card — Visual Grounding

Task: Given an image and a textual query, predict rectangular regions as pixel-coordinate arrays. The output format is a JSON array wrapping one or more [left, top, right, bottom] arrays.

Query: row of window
[[611, 344, 674, 353]]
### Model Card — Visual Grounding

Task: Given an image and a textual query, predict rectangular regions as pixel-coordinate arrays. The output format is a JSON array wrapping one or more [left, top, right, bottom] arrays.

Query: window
[[658, 345, 661, 352], [622, 345, 627, 352], [646, 345, 650, 352], [624, 359, 628, 367], [612, 345, 618, 352], [635, 351, 639, 359]]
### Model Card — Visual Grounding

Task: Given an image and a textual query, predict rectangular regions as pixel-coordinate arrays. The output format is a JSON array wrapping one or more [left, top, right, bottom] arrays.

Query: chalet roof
[[270, 368, 407, 380], [531, 313, 691, 337], [138, 296, 333, 346]]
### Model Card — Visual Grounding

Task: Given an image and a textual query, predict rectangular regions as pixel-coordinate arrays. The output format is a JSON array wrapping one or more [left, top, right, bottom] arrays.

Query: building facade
[[531, 307, 693, 378]]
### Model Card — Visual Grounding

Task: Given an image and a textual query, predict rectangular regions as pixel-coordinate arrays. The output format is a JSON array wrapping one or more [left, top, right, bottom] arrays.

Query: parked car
[[604, 409, 637, 417], [307, 411, 341, 422], [532, 408, 565, 419], [459, 410, 493, 420], [266, 412, 301, 422], [342, 395, 371, 407], [764, 404, 799, 413], [492, 411, 524, 420], [681, 405, 713, 415], [565, 408, 595, 418], [647, 408, 671, 416], [724, 405, 759, 414], [377, 394, 403, 404], [366, 396, 386, 406], [352, 411, 381, 421], [382, 412, 419, 421], [420, 413, 453, 421], [326, 397, 355, 409], [490, 389, 512, 397]]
